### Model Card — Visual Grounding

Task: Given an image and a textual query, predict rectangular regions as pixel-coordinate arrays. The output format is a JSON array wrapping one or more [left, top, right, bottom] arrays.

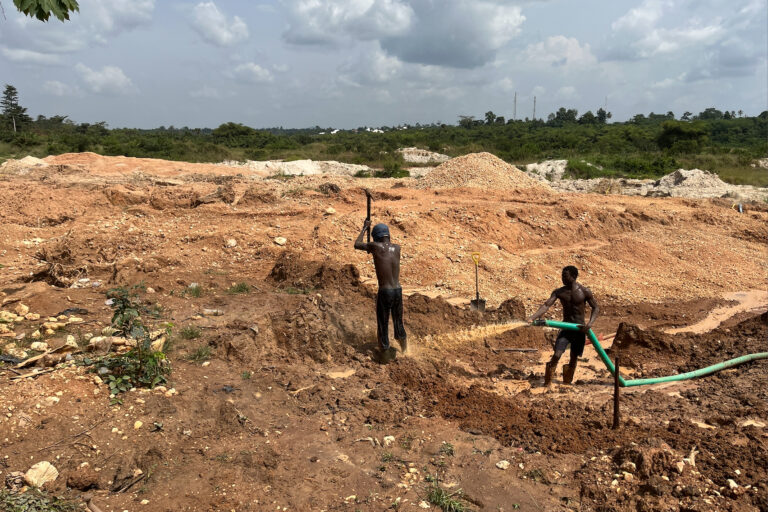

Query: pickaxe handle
[[365, 190, 372, 243]]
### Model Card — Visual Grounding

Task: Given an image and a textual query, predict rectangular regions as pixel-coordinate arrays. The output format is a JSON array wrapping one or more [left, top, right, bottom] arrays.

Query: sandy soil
[[0, 152, 766, 512]]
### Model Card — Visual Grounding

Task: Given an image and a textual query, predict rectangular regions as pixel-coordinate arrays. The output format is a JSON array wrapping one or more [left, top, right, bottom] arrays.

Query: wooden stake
[[612, 354, 621, 430]]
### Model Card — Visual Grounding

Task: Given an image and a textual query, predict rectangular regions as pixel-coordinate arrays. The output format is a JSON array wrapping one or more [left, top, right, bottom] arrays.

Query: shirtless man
[[528, 265, 600, 385], [354, 220, 406, 363]]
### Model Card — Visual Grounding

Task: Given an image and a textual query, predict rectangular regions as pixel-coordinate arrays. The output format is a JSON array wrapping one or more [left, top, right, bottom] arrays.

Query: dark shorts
[[554, 330, 586, 358], [376, 287, 406, 350]]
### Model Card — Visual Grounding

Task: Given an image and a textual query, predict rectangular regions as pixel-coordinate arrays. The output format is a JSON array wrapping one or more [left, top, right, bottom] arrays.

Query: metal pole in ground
[[612, 354, 621, 429]]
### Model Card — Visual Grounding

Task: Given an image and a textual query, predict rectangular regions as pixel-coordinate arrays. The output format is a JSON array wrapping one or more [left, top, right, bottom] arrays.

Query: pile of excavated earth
[[525, 159, 768, 201], [0, 151, 766, 511]]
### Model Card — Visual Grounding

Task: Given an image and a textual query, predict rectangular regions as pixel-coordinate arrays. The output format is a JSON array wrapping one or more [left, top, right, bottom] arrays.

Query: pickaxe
[[364, 189, 373, 242]]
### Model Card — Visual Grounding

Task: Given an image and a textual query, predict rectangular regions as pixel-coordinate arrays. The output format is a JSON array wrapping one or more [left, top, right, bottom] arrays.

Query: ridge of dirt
[[417, 152, 553, 191]]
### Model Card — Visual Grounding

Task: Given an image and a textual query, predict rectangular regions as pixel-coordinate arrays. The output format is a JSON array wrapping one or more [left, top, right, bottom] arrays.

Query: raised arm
[[583, 287, 600, 331], [354, 219, 371, 251], [527, 290, 558, 323]]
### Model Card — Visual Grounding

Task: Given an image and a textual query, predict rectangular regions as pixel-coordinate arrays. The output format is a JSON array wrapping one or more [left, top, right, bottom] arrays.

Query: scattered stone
[[5, 471, 26, 492], [496, 460, 510, 470], [383, 435, 395, 447], [44, 396, 60, 407], [134, 421, 143, 430], [324, 207, 336, 215], [64, 335, 78, 349], [30, 342, 49, 352], [727, 479, 738, 490], [202, 309, 224, 316], [225, 238, 238, 248], [14, 304, 30, 316], [25, 313, 41, 321], [273, 236, 287, 246], [25, 461, 59, 487], [31, 330, 42, 339], [419, 501, 431, 509], [623, 472, 634, 482]]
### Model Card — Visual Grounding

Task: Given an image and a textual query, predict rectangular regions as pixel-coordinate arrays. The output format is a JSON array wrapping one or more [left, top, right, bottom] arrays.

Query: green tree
[[484, 111, 497, 125], [11, 0, 79, 21], [578, 111, 597, 125], [458, 115, 475, 129], [596, 108, 612, 124], [1, 84, 32, 132]]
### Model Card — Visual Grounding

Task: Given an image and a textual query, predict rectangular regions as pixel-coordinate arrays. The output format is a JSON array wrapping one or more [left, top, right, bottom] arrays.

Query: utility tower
[[533, 96, 536, 120], [513, 92, 517, 121]]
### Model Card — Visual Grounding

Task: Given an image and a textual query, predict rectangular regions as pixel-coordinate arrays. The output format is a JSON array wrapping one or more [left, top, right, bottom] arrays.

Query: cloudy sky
[[1, 0, 765, 128]]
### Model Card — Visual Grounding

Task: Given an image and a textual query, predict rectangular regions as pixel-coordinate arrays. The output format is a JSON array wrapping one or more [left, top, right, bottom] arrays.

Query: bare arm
[[584, 287, 600, 331], [354, 220, 371, 251], [527, 290, 558, 323]]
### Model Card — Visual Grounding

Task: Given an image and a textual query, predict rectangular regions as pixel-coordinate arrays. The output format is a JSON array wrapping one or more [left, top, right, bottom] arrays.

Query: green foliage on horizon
[[1, 90, 766, 186]]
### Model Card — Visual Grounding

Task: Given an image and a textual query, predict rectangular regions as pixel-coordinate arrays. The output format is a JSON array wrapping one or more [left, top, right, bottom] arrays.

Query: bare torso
[[555, 282, 589, 324], [368, 242, 401, 289]]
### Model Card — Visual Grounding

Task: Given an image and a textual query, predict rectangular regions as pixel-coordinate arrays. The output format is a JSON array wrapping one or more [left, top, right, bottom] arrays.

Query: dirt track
[[0, 153, 766, 511]]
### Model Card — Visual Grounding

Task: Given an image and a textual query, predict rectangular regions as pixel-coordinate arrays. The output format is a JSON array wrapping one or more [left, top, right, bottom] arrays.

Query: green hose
[[536, 319, 768, 387]]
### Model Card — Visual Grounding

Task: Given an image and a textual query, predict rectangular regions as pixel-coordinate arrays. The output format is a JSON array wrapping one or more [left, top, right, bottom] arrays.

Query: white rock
[[14, 304, 30, 316], [64, 335, 78, 349], [325, 207, 336, 215], [25, 461, 59, 487], [727, 479, 738, 490], [44, 396, 60, 407], [419, 501, 431, 509], [383, 435, 395, 447], [273, 236, 287, 246], [225, 238, 237, 248], [496, 460, 510, 470], [134, 421, 143, 430], [30, 342, 49, 352]]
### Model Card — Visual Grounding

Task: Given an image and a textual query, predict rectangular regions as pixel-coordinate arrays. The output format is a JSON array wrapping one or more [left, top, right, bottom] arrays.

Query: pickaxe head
[[364, 189, 373, 200]]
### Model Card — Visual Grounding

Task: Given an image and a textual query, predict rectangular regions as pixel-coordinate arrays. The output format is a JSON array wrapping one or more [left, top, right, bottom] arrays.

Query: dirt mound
[[417, 152, 552, 192], [0, 156, 48, 175], [656, 168, 728, 189], [396, 147, 450, 164], [611, 322, 676, 368]]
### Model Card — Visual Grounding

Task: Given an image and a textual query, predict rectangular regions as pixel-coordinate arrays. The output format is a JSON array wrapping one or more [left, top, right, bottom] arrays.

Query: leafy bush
[[0, 488, 78, 511], [227, 282, 251, 294]]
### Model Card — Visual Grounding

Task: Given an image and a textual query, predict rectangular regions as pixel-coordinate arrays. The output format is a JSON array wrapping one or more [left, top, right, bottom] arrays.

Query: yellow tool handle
[[471, 252, 481, 265]]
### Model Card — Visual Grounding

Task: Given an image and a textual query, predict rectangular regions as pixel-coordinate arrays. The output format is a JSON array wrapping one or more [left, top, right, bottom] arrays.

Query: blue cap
[[371, 223, 390, 241]]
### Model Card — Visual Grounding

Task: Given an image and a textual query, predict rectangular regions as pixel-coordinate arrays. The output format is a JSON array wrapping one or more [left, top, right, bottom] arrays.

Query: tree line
[[1, 83, 767, 185]]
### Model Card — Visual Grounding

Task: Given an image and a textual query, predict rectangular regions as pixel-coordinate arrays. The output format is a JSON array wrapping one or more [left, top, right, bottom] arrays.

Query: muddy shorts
[[376, 287, 406, 350], [554, 330, 586, 358]]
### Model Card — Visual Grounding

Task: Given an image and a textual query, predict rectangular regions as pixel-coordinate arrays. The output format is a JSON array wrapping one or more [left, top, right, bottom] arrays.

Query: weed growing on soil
[[91, 287, 171, 396], [180, 325, 202, 340], [187, 345, 212, 363], [439, 442, 455, 457], [184, 284, 203, 298], [100, 338, 170, 393], [426, 482, 468, 512], [227, 282, 251, 294], [241, 371, 252, 379], [0, 488, 78, 511], [107, 285, 146, 338]]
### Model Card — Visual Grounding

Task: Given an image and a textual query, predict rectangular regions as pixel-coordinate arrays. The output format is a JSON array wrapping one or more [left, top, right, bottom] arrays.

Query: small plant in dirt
[[227, 282, 251, 294], [426, 481, 468, 512], [100, 337, 170, 393], [107, 285, 147, 338], [400, 434, 414, 450], [439, 441, 455, 457], [184, 284, 204, 298], [90, 287, 171, 397], [381, 452, 394, 463], [187, 345, 212, 363], [180, 325, 202, 340], [0, 488, 79, 512], [241, 371, 252, 380]]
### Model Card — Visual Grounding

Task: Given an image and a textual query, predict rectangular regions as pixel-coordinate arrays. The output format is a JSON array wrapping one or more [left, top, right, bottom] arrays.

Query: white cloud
[[282, 0, 525, 68], [273, 64, 290, 73], [75, 63, 138, 94], [282, 0, 414, 45], [42, 80, 82, 97], [1, 47, 62, 65], [339, 47, 402, 86], [232, 62, 274, 83], [524, 36, 597, 69], [190, 2, 249, 47]]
